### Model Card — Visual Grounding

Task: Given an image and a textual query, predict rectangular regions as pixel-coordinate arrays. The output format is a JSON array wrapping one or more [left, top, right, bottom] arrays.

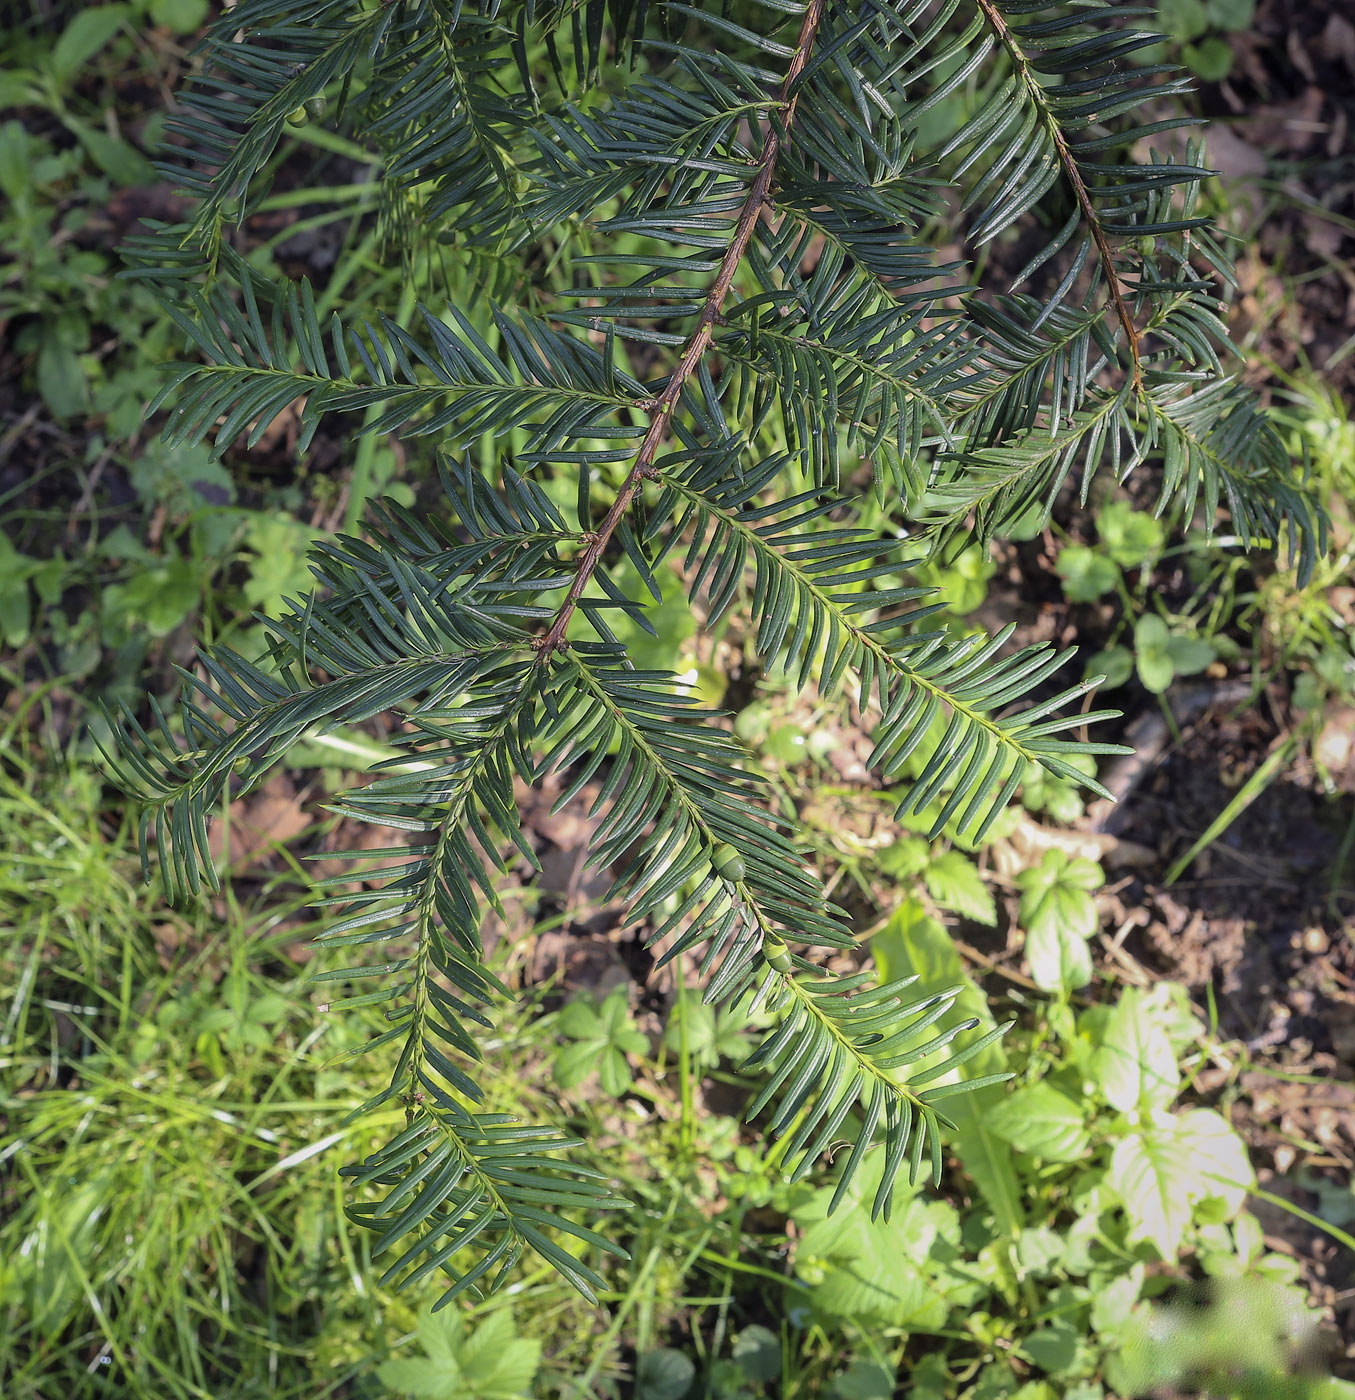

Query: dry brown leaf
[[207, 773, 312, 869]]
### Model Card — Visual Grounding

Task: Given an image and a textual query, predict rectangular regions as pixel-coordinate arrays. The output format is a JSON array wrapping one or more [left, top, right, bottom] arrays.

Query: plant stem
[[972, 0, 1143, 391], [536, 0, 827, 655]]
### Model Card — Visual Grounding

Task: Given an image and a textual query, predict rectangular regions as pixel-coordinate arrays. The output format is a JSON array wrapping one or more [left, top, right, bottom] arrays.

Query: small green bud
[[286, 105, 309, 126], [762, 935, 793, 973], [304, 95, 328, 121], [712, 843, 745, 882]]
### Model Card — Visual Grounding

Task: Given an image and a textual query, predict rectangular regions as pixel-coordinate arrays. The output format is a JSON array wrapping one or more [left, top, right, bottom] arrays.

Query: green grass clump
[[0, 760, 394, 1398]]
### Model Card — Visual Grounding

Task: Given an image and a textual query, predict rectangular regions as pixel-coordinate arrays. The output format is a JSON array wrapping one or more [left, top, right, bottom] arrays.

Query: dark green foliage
[[111, 0, 1321, 1304]]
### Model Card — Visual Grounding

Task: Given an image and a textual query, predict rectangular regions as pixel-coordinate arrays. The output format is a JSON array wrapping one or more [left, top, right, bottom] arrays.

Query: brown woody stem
[[536, 0, 826, 655], [973, 0, 1143, 392]]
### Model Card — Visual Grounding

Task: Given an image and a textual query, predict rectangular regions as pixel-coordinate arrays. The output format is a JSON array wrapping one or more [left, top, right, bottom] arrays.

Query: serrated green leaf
[[598, 1046, 633, 1097], [923, 850, 996, 926], [555, 990, 643, 1095], [458, 1310, 541, 1397], [378, 1308, 540, 1399], [554, 1040, 602, 1091], [1016, 851, 1102, 993], [556, 1000, 605, 1040], [876, 835, 932, 880]]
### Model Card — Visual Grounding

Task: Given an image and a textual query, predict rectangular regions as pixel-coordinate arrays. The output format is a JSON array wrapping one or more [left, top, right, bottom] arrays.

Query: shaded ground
[[1220, 3, 1355, 397]]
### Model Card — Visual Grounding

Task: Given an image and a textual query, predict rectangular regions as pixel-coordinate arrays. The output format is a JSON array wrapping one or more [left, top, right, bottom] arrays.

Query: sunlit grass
[[0, 756, 789, 1398], [0, 757, 392, 1396]]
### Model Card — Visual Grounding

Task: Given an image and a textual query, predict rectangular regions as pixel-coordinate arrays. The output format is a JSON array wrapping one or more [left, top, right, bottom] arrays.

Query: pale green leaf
[[986, 1084, 1089, 1162], [1089, 1261, 1143, 1339], [1175, 1108, 1254, 1216], [457, 1311, 541, 1397], [1095, 989, 1179, 1114], [1164, 634, 1215, 677], [1016, 851, 1102, 992], [1109, 1123, 1194, 1257], [1097, 502, 1164, 569], [1133, 615, 1175, 694], [1055, 546, 1119, 603]]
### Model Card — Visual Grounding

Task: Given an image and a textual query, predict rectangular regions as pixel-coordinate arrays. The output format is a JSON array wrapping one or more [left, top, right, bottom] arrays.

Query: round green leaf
[[150, 0, 209, 32], [1164, 634, 1215, 677], [1056, 546, 1119, 603], [635, 1348, 696, 1400], [1158, 0, 1209, 40], [1184, 36, 1234, 80], [1134, 615, 1175, 693], [1085, 645, 1134, 690], [833, 1359, 895, 1400], [731, 1325, 780, 1383], [1097, 501, 1165, 569], [1206, 0, 1254, 29]]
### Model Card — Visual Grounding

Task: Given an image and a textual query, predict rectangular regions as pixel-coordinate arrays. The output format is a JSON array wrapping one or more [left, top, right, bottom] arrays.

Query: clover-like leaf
[[377, 1308, 541, 1400], [663, 1001, 753, 1072], [1055, 545, 1119, 603], [555, 988, 648, 1097], [1097, 501, 1165, 569], [1135, 615, 1216, 694], [1020, 754, 1098, 824]]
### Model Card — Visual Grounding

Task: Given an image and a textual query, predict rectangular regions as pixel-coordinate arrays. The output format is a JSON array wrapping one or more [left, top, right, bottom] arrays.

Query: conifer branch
[[110, 0, 1323, 1305], [536, 0, 826, 654], [972, 0, 1143, 390]]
